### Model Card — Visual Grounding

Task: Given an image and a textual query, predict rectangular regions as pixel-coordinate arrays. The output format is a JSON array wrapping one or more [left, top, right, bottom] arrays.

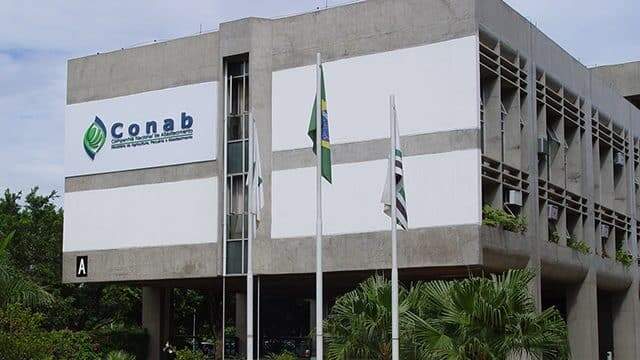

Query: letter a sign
[[76, 256, 88, 277]]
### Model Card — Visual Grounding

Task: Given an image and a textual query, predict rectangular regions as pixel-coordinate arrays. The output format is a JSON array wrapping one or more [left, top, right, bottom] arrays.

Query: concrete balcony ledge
[[256, 224, 482, 275], [480, 225, 530, 271], [540, 241, 590, 282], [594, 256, 634, 291]]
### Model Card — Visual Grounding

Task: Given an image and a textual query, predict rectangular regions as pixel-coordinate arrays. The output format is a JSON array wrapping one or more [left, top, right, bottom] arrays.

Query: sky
[[1, 0, 639, 204]]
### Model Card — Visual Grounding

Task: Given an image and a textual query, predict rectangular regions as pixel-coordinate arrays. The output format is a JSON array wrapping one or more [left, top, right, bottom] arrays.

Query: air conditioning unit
[[505, 190, 523, 207], [548, 204, 559, 222], [537, 137, 549, 156], [614, 151, 625, 167], [600, 224, 610, 239]]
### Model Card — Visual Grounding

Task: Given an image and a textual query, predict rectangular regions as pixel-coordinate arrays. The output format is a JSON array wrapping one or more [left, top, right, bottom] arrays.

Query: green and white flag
[[381, 103, 408, 230], [247, 115, 264, 225], [308, 65, 332, 183]]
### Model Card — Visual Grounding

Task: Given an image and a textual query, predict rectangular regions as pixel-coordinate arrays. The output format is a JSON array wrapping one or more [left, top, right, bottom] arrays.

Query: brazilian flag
[[308, 65, 332, 183]]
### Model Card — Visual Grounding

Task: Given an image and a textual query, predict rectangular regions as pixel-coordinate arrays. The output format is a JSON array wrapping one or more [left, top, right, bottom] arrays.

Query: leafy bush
[[265, 350, 298, 360], [91, 326, 149, 359], [0, 304, 98, 360], [549, 230, 560, 244], [175, 348, 206, 360], [43, 330, 98, 359], [567, 237, 591, 255], [105, 350, 136, 360], [482, 205, 527, 233], [616, 249, 634, 267], [224, 325, 237, 338]]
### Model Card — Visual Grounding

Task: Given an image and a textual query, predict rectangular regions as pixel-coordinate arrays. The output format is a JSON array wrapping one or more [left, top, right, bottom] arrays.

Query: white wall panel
[[272, 35, 479, 151], [271, 149, 481, 238], [65, 82, 217, 176], [63, 177, 218, 251]]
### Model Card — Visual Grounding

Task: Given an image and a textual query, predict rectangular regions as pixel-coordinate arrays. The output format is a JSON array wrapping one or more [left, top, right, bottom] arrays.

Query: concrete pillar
[[612, 280, 640, 359], [566, 270, 599, 360], [235, 292, 247, 356], [143, 287, 170, 360]]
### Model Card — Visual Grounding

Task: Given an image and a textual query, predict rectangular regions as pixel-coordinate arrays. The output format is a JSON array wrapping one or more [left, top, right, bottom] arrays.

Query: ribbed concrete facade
[[63, 0, 640, 358]]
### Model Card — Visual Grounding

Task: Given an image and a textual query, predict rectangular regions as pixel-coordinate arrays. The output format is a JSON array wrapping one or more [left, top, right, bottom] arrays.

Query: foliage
[[567, 237, 591, 255], [549, 230, 560, 244], [225, 325, 238, 338], [265, 350, 298, 360], [482, 205, 527, 233], [175, 348, 206, 360], [0, 189, 63, 287], [324, 270, 570, 360], [616, 249, 634, 267], [0, 188, 213, 358], [324, 275, 404, 360], [91, 326, 149, 359], [409, 270, 570, 360], [41, 330, 98, 360], [104, 351, 136, 360], [173, 288, 206, 336], [0, 188, 144, 331], [0, 230, 53, 308], [0, 303, 98, 360]]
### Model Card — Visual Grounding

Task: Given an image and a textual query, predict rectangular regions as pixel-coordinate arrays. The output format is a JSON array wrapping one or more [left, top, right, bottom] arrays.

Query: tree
[[323, 275, 417, 360], [0, 188, 142, 331], [323, 270, 570, 360], [410, 270, 569, 360], [0, 230, 52, 308]]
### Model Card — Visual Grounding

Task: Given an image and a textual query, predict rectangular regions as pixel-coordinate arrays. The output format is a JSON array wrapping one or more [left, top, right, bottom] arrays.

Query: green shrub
[[44, 330, 98, 360], [549, 230, 560, 244], [616, 249, 634, 267], [91, 326, 149, 359], [567, 237, 591, 255], [0, 306, 50, 360], [265, 350, 298, 360], [0, 304, 98, 360], [482, 205, 527, 233], [175, 348, 206, 360], [224, 325, 237, 338], [105, 350, 136, 360]]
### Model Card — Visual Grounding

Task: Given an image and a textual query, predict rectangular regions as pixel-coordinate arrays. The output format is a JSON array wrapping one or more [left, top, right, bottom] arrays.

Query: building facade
[[63, 0, 640, 358]]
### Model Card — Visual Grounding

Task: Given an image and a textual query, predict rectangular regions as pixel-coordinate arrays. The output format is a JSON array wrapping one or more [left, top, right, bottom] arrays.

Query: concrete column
[[566, 270, 599, 360], [235, 292, 247, 356], [143, 287, 170, 360], [612, 280, 640, 359]]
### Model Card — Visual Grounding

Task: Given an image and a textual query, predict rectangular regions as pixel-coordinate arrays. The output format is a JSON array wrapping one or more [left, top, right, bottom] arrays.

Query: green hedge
[[91, 327, 149, 359], [0, 304, 98, 360]]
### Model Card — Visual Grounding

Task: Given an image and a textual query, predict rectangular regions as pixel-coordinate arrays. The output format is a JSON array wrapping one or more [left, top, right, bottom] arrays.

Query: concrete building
[[592, 61, 640, 110], [62, 0, 640, 358]]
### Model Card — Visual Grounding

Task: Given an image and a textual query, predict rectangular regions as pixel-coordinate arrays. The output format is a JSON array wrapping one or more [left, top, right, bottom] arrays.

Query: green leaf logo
[[83, 116, 107, 160]]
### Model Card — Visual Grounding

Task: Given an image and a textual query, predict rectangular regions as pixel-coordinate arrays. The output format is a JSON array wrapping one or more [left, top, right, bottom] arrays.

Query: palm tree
[[324, 275, 412, 360], [0, 231, 52, 308], [409, 270, 569, 360], [324, 270, 570, 360]]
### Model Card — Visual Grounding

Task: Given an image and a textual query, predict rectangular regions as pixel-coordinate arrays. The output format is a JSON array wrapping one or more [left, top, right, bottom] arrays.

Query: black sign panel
[[76, 256, 88, 277]]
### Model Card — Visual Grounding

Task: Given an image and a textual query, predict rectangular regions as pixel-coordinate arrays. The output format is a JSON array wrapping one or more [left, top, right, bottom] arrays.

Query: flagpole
[[315, 52, 324, 360], [247, 113, 255, 360], [257, 275, 261, 360], [390, 95, 399, 360]]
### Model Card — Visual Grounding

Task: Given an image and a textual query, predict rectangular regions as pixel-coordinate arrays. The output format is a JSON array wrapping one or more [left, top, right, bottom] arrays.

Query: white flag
[[381, 103, 408, 230], [247, 115, 264, 225]]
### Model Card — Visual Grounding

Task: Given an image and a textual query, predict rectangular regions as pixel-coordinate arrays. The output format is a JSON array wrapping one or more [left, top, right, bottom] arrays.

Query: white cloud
[[504, 0, 640, 65], [0, 0, 638, 202]]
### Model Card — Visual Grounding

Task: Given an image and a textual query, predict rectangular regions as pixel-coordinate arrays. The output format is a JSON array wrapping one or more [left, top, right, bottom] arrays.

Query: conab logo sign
[[82, 112, 195, 160], [83, 117, 107, 160]]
